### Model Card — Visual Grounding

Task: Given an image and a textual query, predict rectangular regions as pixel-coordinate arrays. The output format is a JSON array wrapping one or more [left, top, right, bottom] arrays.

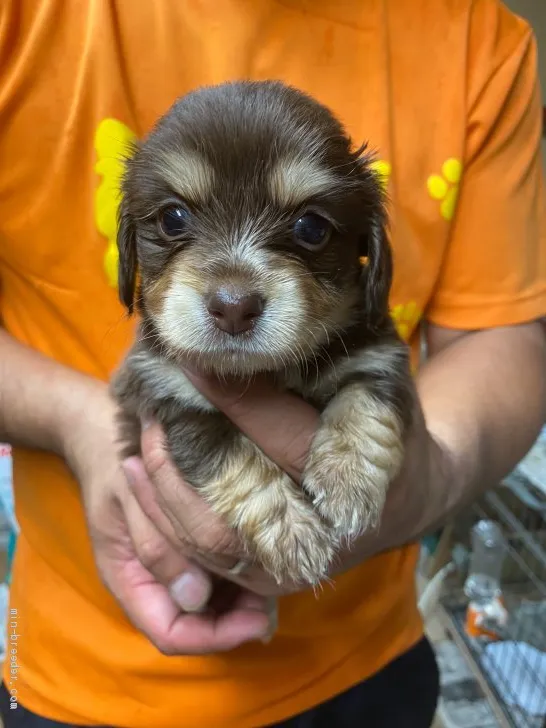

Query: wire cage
[[440, 461, 546, 728]]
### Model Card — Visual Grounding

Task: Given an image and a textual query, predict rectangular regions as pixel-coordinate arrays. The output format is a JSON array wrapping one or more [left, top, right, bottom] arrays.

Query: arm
[[410, 320, 546, 539], [410, 2, 546, 533], [0, 328, 109, 460]]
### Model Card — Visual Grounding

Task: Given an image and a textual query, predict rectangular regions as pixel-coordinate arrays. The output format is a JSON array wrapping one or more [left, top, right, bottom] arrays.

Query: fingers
[[166, 589, 270, 653], [124, 452, 242, 564], [124, 453, 283, 596], [93, 484, 270, 654], [121, 486, 213, 612], [183, 372, 320, 481], [103, 542, 270, 654]]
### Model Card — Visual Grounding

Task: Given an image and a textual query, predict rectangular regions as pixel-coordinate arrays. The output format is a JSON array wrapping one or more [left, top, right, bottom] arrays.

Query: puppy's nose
[[206, 287, 265, 335]]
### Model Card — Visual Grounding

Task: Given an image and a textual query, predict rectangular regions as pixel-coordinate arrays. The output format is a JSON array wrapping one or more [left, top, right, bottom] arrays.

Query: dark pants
[[0, 637, 439, 728]]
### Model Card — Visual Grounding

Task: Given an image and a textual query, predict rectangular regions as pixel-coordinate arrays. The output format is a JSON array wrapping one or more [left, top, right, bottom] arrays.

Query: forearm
[[0, 328, 107, 456], [416, 321, 546, 533]]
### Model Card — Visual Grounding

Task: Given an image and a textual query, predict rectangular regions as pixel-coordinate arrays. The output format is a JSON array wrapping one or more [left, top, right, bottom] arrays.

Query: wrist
[[57, 375, 118, 480], [414, 431, 461, 539]]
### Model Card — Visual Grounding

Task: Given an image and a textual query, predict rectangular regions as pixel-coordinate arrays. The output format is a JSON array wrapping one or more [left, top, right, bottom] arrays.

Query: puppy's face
[[118, 81, 391, 375]]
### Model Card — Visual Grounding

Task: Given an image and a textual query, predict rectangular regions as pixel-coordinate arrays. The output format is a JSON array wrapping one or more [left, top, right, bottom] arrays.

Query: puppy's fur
[[111, 81, 413, 586]]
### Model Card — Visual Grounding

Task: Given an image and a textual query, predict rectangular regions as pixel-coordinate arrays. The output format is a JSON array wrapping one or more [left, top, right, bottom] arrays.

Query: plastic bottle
[[463, 519, 508, 639]]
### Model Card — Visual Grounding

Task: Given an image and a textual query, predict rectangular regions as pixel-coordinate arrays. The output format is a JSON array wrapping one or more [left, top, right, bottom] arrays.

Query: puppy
[[111, 80, 414, 588]]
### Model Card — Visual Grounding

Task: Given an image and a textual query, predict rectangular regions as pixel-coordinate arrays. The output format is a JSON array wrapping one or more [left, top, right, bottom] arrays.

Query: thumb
[[121, 463, 213, 612]]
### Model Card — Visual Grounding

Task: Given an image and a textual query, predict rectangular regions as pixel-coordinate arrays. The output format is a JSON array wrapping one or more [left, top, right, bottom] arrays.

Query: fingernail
[[169, 570, 211, 613], [121, 459, 138, 487], [122, 468, 134, 487], [260, 599, 278, 644], [141, 417, 152, 431], [254, 624, 274, 644]]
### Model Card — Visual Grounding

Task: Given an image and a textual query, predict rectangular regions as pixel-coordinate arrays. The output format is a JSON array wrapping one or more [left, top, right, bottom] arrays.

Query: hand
[[129, 371, 448, 599], [61, 380, 271, 654]]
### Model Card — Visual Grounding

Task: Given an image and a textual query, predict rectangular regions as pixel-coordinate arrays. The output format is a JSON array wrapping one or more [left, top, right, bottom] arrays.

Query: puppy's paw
[[250, 469, 335, 586], [202, 440, 335, 586], [302, 387, 405, 542]]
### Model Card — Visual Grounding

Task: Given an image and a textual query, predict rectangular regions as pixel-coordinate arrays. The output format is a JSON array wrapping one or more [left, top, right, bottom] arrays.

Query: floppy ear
[[359, 212, 393, 326], [352, 150, 393, 325], [117, 197, 138, 314]]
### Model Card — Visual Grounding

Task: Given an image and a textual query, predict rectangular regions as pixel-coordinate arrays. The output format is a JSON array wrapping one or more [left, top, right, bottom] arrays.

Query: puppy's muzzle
[[205, 285, 265, 336]]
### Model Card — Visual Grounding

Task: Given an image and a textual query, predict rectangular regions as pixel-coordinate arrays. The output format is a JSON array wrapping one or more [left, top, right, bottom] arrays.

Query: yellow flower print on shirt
[[390, 301, 421, 343], [370, 159, 391, 192], [427, 158, 462, 222], [94, 119, 138, 288]]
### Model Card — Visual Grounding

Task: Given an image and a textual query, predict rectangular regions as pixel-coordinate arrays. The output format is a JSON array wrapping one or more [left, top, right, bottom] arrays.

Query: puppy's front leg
[[189, 430, 335, 586], [302, 342, 413, 542]]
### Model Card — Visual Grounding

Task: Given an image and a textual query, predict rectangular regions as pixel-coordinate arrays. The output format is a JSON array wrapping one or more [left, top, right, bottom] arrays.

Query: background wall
[[504, 0, 546, 166]]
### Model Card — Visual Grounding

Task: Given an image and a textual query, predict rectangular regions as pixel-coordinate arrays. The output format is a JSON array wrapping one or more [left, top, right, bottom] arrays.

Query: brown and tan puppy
[[111, 80, 413, 588]]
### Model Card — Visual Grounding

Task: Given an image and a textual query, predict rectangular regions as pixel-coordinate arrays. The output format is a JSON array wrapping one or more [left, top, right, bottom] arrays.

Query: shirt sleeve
[[425, 0, 546, 330]]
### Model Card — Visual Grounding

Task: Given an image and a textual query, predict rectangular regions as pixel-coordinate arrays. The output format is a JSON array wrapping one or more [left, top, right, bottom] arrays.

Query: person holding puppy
[[0, 1, 545, 727]]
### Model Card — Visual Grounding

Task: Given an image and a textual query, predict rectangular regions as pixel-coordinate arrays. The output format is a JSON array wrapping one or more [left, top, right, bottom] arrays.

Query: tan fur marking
[[145, 267, 175, 319], [269, 155, 336, 206], [159, 150, 215, 203]]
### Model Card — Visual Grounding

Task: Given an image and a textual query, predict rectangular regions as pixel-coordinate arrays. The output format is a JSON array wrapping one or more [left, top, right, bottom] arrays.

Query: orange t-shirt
[[0, 1, 545, 726]]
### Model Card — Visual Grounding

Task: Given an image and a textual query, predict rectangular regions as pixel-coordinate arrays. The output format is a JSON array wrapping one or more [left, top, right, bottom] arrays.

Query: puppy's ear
[[352, 149, 393, 325], [359, 212, 393, 325], [117, 196, 138, 314]]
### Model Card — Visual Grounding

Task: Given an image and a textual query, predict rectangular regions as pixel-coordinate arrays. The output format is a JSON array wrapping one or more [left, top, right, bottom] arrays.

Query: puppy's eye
[[158, 205, 190, 239], [293, 213, 332, 251]]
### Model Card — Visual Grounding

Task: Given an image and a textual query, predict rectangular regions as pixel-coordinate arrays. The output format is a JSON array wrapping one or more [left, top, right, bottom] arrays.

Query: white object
[[515, 425, 546, 497], [483, 640, 546, 715], [418, 562, 455, 620], [464, 520, 506, 606], [0, 444, 17, 537]]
